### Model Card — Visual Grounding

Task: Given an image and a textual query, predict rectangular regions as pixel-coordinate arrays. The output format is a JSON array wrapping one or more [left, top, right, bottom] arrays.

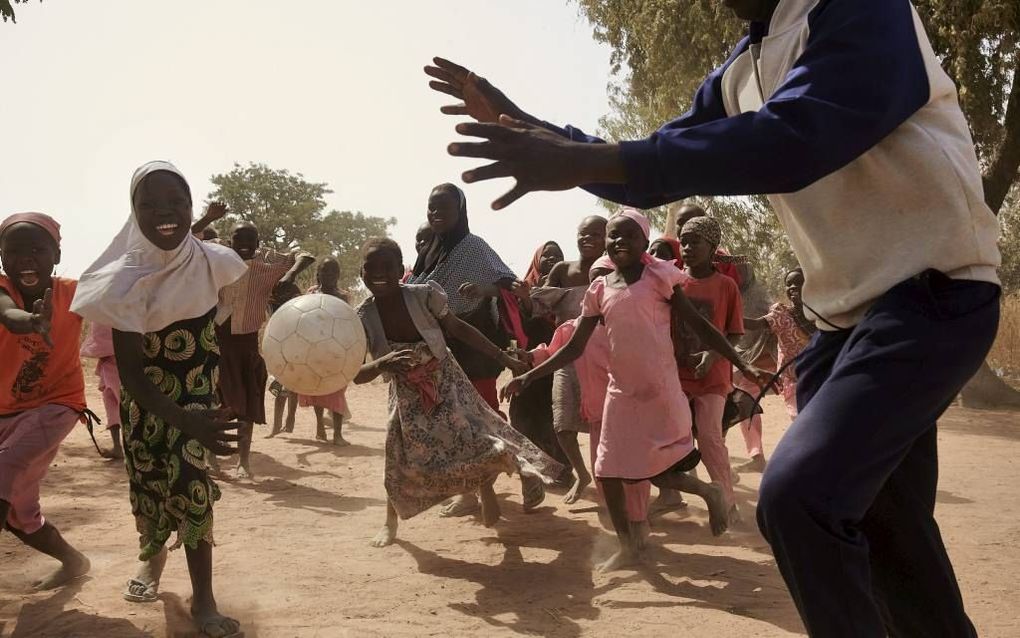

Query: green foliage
[[1, 0, 37, 23], [208, 163, 395, 292], [999, 185, 1020, 291], [573, 0, 1020, 294]]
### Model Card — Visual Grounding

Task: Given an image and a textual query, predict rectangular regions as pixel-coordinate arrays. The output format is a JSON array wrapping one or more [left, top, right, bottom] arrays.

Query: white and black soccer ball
[[262, 294, 367, 395]]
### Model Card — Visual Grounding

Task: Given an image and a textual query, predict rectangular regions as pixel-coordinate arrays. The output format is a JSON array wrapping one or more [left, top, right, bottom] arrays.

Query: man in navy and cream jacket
[[431, 0, 999, 635]]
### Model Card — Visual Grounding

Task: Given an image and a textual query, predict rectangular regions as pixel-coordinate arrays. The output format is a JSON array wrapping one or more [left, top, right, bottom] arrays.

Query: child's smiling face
[[606, 217, 647, 269], [0, 223, 59, 298], [133, 171, 192, 251], [362, 247, 403, 299], [576, 217, 607, 260]]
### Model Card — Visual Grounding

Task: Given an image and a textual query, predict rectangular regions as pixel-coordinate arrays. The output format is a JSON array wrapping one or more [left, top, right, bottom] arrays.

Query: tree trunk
[[959, 61, 1020, 411]]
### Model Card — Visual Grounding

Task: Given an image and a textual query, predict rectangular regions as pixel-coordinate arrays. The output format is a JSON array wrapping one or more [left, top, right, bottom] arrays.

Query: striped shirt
[[216, 247, 301, 334]]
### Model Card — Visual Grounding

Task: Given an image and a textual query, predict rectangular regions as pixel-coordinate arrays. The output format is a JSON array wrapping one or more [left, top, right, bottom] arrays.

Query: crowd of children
[[2, 173, 803, 637]]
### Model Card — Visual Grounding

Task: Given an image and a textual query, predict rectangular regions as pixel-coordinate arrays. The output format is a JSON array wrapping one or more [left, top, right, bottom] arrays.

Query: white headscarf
[[71, 161, 247, 334]]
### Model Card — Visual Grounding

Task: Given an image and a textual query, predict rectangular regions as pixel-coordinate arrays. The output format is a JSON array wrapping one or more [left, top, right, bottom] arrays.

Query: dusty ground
[[2, 376, 1019, 637]]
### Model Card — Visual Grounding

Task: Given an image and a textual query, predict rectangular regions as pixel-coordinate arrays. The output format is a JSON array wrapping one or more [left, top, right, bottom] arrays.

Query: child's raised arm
[[500, 314, 598, 401], [0, 288, 53, 346], [438, 312, 527, 376], [112, 329, 240, 455], [671, 286, 769, 386]]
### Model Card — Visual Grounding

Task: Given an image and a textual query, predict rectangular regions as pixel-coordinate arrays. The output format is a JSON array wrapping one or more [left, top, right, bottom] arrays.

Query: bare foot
[[191, 604, 242, 638], [563, 474, 592, 505], [596, 548, 641, 573], [265, 427, 281, 439], [439, 494, 479, 517], [480, 484, 501, 527], [315, 427, 328, 442], [650, 489, 687, 516], [233, 464, 253, 480], [737, 454, 767, 473], [704, 483, 730, 536], [99, 448, 125, 461], [370, 524, 397, 548], [332, 433, 351, 447], [32, 553, 90, 590]]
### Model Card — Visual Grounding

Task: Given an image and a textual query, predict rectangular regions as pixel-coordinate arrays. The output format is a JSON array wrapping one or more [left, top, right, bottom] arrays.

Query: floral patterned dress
[[383, 341, 563, 520], [121, 308, 221, 560], [764, 303, 814, 417]]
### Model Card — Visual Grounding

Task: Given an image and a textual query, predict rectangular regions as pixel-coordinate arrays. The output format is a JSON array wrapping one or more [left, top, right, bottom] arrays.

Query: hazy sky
[[0, 0, 640, 279]]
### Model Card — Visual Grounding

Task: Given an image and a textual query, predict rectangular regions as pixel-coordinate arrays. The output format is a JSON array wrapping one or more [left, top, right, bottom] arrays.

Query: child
[[503, 210, 763, 572], [511, 254, 653, 544], [533, 214, 607, 504], [214, 214, 314, 479], [0, 212, 91, 590], [72, 161, 248, 638], [743, 267, 816, 425], [297, 257, 354, 446], [676, 216, 745, 521], [354, 238, 562, 548], [266, 280, 301, 438], [79, 322, 124, 459]]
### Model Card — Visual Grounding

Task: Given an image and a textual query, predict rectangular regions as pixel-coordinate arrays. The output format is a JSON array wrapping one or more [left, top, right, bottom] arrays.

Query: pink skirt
[[96, 357, 122, 428], [298, 388, 352, 420]]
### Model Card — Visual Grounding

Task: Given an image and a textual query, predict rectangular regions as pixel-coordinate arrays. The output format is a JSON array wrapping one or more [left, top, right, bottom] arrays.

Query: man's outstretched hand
[[425, 57, 532, 125], [449, 115, 625, 210]]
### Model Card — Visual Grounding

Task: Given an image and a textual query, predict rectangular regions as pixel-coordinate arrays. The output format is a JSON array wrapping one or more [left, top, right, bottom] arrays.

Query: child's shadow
[[225, 451, 384, 517], [10, 579, 149, 638], [280, 437, 383, 467], [394, 505, 612, 638], [625, 544, 803, 634]]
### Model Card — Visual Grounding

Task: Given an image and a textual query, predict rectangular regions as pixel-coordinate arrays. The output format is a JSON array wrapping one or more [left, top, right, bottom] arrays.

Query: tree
[[207, 163, 395, 293], [573, 0, 1020, 407], [1, 0, 37, 23]]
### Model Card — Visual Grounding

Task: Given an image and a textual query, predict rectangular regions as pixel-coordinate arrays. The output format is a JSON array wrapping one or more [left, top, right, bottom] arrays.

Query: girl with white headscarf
[[72, 161, 246, 638]]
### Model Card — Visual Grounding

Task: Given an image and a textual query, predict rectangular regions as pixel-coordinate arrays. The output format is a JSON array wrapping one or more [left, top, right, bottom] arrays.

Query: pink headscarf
[[616, 208, 650, 240], [0, 212, 61, 245]]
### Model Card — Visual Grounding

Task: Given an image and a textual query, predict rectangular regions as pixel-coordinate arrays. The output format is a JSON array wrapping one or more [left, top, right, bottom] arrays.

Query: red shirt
[[675, 249, 743, 288], [0, 277, 86, 415], [676, 271, 744, 397]]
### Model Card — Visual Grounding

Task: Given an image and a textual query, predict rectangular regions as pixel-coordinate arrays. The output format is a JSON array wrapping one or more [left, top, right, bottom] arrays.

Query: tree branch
[[983, 59, 1020, 215]]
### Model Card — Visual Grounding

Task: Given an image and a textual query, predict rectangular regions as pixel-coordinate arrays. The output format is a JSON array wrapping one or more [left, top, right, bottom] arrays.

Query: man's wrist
[[577, 142, 626, 184]]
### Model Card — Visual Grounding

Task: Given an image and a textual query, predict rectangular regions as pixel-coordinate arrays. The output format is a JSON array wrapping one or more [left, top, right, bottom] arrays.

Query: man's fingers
[[431, 57, 470, 78], [440, 104, 469, 116], [463, 161, 514, 184], [448, 141, 508, 160], [492, 183, 530, 210], [454, 121, 517, 140], [424, 65, 459, 84], [428, 80, 463, 100]]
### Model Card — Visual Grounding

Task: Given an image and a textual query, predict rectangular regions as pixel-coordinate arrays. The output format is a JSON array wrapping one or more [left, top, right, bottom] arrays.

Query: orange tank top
[[0, 276, 86, 415]]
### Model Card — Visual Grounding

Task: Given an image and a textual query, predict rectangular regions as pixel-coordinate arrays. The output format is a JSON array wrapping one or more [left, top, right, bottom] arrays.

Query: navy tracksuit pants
[[757, 271, 1000, 637]]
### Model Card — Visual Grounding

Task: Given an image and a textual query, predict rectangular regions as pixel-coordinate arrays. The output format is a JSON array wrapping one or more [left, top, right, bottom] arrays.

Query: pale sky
[[0, 0, 630, 279]]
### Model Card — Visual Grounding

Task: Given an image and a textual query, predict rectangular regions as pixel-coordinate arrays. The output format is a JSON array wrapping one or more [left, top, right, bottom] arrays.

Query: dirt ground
[[2, 376, 1019, 637]]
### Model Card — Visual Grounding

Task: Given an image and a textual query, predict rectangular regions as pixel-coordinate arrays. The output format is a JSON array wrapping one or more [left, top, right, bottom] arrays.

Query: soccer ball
[[262, 294, 367, 396]]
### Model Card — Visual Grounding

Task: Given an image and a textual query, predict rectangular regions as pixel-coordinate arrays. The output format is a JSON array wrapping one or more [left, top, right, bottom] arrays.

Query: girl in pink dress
[[80, 322, 124, 459], [297, 258, 354, 446], [503, 210, 765, 572]]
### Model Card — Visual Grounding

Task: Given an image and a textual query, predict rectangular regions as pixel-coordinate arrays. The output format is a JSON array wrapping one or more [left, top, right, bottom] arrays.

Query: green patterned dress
[[121, 308, 221, 560]]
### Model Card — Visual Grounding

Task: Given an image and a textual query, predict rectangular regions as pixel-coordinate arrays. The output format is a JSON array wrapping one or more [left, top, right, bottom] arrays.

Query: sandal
[[521, 476, 546, 513], [123, 578, 158, 603], [199, 616, 244, 638]]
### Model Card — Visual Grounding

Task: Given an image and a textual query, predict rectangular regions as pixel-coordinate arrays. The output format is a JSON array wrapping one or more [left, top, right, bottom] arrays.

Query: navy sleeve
[[539, 38, 745, 204], [601, 0, 930, 208]]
